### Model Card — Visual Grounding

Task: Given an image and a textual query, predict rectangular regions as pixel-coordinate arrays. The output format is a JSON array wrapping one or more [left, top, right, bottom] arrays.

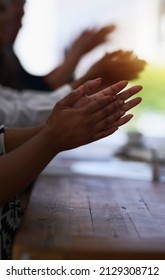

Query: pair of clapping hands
[[1, 78, 142, 205], [46, 78, 142, 153]]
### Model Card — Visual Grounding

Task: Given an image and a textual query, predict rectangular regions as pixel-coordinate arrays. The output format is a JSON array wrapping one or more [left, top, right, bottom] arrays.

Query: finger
[[102, 24, 116, 33], [93, 126, 118, 142], [92, 112, 134, 141], [120, 97, 142, 112], [120, 51, 134, 58], [95, 110, 125, 132], [88, 92, 117, 103], [59, 78, 102, 106], [105, 50, 123, 59], [96, 98, 125, 122], [95, 113, 133, 141], [85, 96, 124, 116], [117, 114, 133, 127], [117, 85, 143, 100], [96, 80, 128, 97], [79, 77, 102, 93], [98, 24, 116, 37]]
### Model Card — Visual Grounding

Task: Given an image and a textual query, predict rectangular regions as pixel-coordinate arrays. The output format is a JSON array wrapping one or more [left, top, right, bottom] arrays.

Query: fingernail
[[127, 114, 133, 119], [95, 77, 102, 82], [135, 85, 143, 90], [77, 85, 85, 93]]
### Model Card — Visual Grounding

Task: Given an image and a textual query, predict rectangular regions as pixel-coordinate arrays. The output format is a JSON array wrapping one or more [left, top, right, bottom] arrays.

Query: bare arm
[[5, 125, 44, 152], [44, 24, 115, 89], [0, 127, 57, 206]]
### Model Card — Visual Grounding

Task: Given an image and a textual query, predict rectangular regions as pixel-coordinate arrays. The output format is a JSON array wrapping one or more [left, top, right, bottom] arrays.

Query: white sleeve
[[0, 84, 72, 127]]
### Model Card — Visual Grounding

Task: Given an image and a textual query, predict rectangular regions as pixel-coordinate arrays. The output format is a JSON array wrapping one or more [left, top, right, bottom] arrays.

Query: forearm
[[4, 125, 44, 152], [44, 52, 80, 89], [0, 127, 59, 206]]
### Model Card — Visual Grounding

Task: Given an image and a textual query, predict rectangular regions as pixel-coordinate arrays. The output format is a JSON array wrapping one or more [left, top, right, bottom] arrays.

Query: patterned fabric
[[0, 124, 23, 259]]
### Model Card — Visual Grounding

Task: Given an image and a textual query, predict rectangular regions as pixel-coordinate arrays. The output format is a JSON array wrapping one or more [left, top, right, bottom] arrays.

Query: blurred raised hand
[[77, 50, 146, 91], [67, 24, 116, 58], [45, 24, 116, 89]]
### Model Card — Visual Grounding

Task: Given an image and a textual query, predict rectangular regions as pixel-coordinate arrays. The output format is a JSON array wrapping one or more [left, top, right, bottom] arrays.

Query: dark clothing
[[0, 45, 51, 91]]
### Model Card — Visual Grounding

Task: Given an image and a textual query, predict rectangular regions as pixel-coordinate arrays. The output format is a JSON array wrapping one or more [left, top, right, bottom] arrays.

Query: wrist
[[65, 48, 82, 65], [40, 125, 61, 157]]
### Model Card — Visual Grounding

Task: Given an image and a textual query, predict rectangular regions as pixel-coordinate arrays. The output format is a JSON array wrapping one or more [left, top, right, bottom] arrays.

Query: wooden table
[[12, 134, 165, 260], [12, 171, 165, 260]]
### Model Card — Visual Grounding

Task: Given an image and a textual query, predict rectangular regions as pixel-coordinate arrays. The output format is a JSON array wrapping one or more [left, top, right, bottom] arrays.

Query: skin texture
[[0, 78, 142, 206]]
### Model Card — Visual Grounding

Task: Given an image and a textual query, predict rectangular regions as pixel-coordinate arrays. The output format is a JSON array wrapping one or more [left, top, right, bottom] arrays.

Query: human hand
[[45, 78, 142, 153], [45, 25, 116, 89], [67, 24, 116, 59], [73, 78, 142, 126], [83, 50, 146, 90]]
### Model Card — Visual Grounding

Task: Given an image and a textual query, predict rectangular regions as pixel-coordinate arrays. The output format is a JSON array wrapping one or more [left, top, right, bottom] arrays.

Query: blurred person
[[0, 0, 146, 92], [0, 1, 144, 128], [0, 83, 74, 127], [0, 0, 146, 129], [0, 0, 116, 90]]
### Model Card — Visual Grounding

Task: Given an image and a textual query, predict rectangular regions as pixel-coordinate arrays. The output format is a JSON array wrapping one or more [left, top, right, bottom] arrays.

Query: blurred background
[[14, 0, 165, 137]]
